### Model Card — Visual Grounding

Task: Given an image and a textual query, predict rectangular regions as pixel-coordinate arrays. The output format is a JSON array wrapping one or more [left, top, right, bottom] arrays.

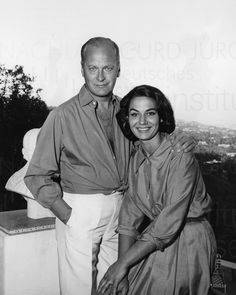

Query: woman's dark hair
[[117, 84, 175, 141]]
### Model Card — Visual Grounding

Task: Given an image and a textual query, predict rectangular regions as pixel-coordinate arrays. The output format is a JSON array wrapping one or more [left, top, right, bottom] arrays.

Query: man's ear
[[81, 63, 84, 77]]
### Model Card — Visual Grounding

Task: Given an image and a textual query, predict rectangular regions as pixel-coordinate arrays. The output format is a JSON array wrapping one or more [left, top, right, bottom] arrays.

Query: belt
[[186, 216, 206, 223]]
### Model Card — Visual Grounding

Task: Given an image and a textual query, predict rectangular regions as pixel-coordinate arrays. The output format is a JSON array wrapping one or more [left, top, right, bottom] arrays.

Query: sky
[[1, 0, 236, 129]]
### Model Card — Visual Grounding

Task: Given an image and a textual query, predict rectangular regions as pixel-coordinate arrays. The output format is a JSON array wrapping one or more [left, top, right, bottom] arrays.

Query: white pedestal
[[0, 210, 60, 295]]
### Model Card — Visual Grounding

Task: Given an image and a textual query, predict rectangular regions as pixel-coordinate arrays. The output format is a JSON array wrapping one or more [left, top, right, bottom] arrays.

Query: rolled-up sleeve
[[138, 152, 204, 250], [117, 190, 145, 239], [24, 109, 63, 208]]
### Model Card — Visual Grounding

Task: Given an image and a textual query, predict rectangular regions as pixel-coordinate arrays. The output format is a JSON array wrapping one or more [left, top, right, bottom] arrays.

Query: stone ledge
[[0, 209, 55, 235]]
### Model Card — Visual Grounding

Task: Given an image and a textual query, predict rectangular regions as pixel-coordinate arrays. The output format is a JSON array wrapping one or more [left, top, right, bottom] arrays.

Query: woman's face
[[128, 96, 160, 142]]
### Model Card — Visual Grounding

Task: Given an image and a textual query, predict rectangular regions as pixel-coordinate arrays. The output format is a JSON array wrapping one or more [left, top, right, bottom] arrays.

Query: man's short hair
[[81, 37, 120, 66]]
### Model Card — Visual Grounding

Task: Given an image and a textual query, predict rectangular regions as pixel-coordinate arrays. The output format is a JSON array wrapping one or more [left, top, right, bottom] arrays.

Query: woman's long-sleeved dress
[[117, 136, 217, 295]]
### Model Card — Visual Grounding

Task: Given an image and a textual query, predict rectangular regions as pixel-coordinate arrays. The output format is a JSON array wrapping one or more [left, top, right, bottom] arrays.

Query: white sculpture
[[5, 128, 53, 219]]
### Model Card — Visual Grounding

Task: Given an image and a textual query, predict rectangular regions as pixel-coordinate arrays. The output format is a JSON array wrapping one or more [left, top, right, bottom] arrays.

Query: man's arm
[[24, 110, 72, 224], [170, 130, 197, 152]]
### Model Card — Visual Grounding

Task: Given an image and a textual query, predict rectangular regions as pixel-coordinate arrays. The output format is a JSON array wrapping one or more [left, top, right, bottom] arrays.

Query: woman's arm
[[118, 233, 136, 258], [120, 239, 156, 268], [98, 190, 146, 295], [98, 238, 156, 295], [113, 234, 136, 295]]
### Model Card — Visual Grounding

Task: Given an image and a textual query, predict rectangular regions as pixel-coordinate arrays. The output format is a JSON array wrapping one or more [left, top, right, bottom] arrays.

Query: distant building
[[226, 152, 236, 158], [199, 141, 208, 145], [205, 159, 221, 164], [182, 127, 191, 132], [218, 144, 230, 148]]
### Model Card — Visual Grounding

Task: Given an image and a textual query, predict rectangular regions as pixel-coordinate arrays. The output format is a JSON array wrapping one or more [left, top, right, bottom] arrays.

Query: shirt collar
[[134, 134, 173, 172], [79, 84, 118, 107]]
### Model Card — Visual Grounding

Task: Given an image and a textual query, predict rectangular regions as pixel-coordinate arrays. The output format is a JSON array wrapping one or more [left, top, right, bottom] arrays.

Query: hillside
[[177, 119, 236, 262]]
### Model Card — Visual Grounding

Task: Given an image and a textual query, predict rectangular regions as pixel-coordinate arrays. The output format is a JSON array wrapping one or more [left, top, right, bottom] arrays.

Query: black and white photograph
[[0, 1, 235, 294]]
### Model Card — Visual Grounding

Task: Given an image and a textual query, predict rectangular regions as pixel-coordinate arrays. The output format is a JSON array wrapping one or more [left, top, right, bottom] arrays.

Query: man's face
[[81, 45, 120, 99]]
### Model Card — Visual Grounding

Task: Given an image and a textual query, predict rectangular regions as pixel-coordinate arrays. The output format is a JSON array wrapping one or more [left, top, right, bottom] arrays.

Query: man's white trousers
[[56, 191, 123, 295]]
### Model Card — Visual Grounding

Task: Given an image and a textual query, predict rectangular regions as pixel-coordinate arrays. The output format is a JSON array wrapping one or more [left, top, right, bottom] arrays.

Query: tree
[[0, 65, 50, 211]]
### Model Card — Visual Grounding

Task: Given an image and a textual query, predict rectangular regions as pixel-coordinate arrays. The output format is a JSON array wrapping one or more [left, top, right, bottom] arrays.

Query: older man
[[24, 37, 194, 295]]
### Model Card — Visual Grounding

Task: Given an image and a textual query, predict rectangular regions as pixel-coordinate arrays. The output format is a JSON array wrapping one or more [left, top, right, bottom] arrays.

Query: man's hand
[[169, 130, 197, 153]]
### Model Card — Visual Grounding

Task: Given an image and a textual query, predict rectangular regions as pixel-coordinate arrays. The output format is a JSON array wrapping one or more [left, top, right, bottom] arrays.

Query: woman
[[98, 85, 217, 295]]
